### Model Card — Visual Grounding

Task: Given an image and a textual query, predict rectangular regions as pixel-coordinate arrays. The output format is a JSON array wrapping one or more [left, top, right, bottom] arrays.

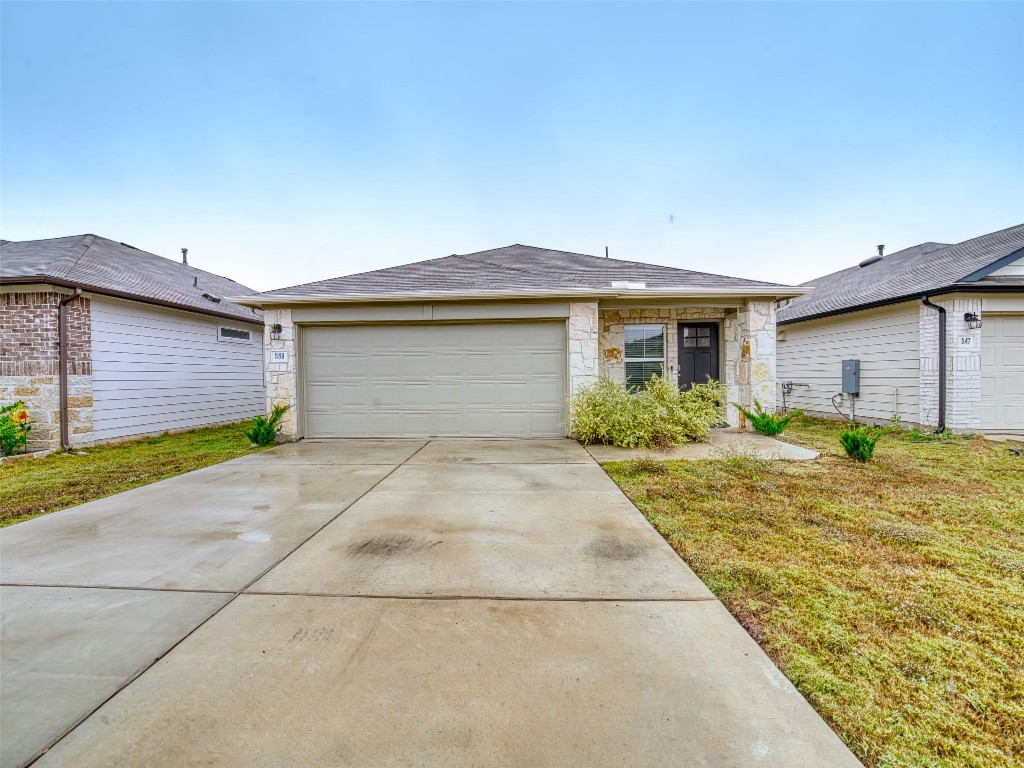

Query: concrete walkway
[[585, 428, 820, 462], [1, 439, 859, 768]]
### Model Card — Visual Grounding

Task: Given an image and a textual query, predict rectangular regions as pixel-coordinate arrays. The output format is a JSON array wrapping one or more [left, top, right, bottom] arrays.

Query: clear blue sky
[[2, 1, 1021, 291]]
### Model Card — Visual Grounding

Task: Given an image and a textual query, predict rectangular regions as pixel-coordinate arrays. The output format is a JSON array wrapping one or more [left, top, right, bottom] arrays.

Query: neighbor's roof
[[238, 244, 802, 305], [778, 223, 1024, 325], [0, 234, 261, 323]]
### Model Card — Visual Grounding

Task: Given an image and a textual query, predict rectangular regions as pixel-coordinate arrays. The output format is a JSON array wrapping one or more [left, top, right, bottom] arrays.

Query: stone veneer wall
[[598, 307, 726, 381], [919, 298, 982, 431], [597, 303, 776, 429], [0, 291, 93, 451], [568, 302, 599, 396], [263, 307, 299, 438]]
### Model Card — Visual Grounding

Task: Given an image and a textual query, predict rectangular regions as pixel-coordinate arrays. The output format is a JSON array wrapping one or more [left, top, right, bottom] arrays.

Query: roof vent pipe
[[877, 244, 885, 257], [181, 247, 188, 265]]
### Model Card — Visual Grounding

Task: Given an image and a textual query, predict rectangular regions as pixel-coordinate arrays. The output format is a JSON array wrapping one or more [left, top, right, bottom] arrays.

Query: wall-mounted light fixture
[[964, 312, 982, 330], [270, 323, 283, 340]]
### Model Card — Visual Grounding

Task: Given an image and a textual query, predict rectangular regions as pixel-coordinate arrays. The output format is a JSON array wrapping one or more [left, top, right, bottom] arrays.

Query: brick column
[[920, 298, 981, 431], [0, 291, 93, 452]]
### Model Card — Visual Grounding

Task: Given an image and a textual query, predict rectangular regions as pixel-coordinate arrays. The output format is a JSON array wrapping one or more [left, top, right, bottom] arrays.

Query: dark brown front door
[[678, 323, 719, 389]]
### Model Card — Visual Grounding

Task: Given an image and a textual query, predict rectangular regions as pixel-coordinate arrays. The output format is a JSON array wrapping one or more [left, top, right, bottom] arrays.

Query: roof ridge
[[461, 243, 786, 286], [53, 234, 98, 280], [456, 252, 544, 278]]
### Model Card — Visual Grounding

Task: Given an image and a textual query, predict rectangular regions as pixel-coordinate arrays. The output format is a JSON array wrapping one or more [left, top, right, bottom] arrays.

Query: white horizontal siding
[[778, 302, 920, 423], [91, 298, 265, 442]]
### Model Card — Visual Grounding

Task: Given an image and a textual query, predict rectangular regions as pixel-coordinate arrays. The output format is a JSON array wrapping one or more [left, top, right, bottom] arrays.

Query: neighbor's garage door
[[980, 315, 1024, 430], [302, 322, 567, 437]]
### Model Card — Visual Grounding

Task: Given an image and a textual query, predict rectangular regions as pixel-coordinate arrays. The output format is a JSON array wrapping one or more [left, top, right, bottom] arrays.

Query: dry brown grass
[[605, 417, 1024, 768]]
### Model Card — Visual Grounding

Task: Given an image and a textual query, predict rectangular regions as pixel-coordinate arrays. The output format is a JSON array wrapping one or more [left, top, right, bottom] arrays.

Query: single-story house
[[233, 244, 804, 439], [777, 223, 1024, 434], [0, 235, 266, 451]]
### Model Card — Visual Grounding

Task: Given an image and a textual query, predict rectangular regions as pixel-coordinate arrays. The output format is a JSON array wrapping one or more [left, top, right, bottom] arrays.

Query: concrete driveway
[[1, 439, 860, 768]]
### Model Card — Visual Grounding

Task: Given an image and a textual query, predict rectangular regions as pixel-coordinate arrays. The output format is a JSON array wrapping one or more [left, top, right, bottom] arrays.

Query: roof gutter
[[228, 285, 810, 308], [57, 288, 81, 451], [921, 296, 946, 434], [1, 275, 262, 326]]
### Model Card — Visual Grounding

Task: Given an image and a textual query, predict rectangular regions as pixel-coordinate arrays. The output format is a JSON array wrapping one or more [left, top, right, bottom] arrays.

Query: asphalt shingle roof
[[255, 244, 793, 299], [778, 224, 1024, 324], [0, 234, 261, 323]]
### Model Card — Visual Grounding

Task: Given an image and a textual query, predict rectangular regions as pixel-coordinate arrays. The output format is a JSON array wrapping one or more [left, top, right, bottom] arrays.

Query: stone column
[[568, 302, 599, 396], [747, 300, 777, 413], [727, 301, 777, 429], [264, 308, 299, 439], [723, 309, 742, 427]]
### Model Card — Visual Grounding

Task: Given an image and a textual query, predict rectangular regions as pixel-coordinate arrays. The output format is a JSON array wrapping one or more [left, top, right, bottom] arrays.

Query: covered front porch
[[568, 301, 778, 429]]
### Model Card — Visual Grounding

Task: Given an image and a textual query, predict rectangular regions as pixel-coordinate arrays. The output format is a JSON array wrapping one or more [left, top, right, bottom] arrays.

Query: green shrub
[[733, 400, 800, 436], [245, 404, 290, 446], [569, 375, 725, 449], [0, 401, 33, 456], [840, 424, 880, 461]]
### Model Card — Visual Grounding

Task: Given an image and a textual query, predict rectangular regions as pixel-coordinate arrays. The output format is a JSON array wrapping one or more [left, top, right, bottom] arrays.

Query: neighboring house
[[777, 224, 1024, 434], [0, 235, 266, 451], [233, 244, 803, 439]]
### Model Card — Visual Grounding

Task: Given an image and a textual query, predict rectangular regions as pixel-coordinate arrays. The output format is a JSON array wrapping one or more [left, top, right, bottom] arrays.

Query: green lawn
[[604, 417, 1024, 768], [0, 422, 268, 527]]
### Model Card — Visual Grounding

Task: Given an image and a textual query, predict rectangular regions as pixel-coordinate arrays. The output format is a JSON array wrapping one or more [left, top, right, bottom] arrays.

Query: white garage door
[[980, 315, 1024, 431], [302, 322, 567, 437]]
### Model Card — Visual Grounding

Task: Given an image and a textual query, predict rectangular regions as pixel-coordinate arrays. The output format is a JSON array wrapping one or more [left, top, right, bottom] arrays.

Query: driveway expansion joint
[[14, 442, 429, 767], [240, 591, 721, 602]]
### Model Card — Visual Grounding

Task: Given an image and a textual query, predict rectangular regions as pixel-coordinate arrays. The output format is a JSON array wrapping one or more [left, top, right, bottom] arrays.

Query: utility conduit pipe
[[58, 287, 82, 451]]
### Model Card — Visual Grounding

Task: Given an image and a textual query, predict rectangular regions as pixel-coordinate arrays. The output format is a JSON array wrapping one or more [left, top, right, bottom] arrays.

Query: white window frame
[[623, 323, 666, 388], [218, 325, 253, 344]]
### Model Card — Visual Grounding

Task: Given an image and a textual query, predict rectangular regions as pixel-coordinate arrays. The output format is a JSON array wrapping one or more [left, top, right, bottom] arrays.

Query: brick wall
[[919, 298, 981, 431], [0, 291, 93, 451]]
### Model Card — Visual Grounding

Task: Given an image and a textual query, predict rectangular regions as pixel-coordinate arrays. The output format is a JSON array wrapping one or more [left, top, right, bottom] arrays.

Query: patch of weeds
[[623, 456, 668, 475], [870, 521, 934, 547]]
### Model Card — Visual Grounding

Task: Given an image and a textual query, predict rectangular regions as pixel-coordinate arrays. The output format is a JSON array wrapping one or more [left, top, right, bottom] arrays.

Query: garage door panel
[[532, 379, 567, 405], [305, 356, 338, 380], [531, 351, 565, 376], [432, 355, 465, 377], [1004, 348, 1024, 367], [399, 355, 432, 377], [1005, 377, 1024, 396], [302, 322, 567, 437], [306, 383, 339, 409]]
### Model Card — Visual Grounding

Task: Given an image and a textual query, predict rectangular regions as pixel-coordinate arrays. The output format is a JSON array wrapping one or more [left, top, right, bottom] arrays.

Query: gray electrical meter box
[[842, 359, 860, 394]]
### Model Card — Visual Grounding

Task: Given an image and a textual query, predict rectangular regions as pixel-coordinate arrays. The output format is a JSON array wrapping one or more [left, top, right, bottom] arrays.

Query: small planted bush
[[245, 404, 290, 447], [733, 400, 800, 436], [0, 401, 32, 456], [840, 424, 880, 461], [569, 375, 725, 449]]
